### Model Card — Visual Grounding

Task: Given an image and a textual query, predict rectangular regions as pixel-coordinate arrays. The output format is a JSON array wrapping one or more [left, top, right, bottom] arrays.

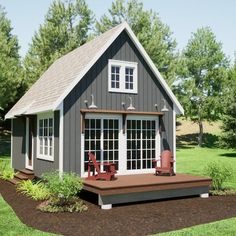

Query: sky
[[0, 0, 235, 62]]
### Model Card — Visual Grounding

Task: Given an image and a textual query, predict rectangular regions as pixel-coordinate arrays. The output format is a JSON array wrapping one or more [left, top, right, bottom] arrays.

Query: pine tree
[[24, 0, 94, 86], [0, 6, 22, 122], [95, 0, 178, 86], [219, 64, 236, 148]]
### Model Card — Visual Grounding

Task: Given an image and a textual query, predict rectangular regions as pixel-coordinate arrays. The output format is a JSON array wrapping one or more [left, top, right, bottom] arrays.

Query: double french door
[[82, 115, 159, 176]]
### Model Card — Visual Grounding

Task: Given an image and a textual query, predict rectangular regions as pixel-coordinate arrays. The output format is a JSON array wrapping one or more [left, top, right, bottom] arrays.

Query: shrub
[[42, 171, 83, 201], [40, 171, 87, 213], [204, 161, 233, 190], [16, 180, 50, 201], [1, 169, 14, 180], [37, 197, 88, 213], [0, 160, 14, 180]]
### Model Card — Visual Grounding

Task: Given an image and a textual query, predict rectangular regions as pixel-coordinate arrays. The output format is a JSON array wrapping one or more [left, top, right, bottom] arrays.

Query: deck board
[[83, 173, 211, 196]]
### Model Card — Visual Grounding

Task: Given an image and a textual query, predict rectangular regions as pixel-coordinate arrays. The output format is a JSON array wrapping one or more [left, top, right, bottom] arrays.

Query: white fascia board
[[52, 23, 127, 111], [52, 21, 183, 114], [123, 22, 184, 115]]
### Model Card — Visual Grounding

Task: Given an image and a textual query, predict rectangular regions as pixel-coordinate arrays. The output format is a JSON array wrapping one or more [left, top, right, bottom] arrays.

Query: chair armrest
[[170, 159, 175, 163], [88, 162, 101, 166]]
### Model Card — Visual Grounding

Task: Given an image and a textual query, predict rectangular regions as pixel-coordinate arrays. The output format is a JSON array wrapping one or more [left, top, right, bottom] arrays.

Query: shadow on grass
[[219, 153, 236, 158], [177, 133, 219, 149]]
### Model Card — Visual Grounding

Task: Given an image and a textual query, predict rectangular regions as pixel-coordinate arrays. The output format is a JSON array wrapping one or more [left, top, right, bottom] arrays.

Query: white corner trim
[[59, 102, 64, 173], [52, 21, 183, 115], [173, 107, 176, 173]]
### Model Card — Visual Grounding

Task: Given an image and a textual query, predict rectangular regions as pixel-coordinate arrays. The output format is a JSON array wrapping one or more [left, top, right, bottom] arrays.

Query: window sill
[[109, 89, 138, 94], [37, 155, 54, 162]]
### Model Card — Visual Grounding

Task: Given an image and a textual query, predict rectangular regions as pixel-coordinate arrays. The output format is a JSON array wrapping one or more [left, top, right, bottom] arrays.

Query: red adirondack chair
[[86, 152, 117, 181], [154, 150, 175, 176]]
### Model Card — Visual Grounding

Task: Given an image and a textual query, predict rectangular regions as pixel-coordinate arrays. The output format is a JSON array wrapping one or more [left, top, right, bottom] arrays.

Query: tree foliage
[[219, 63, 236, 148], [95, 0, 178, 86], [24, 0, 94, 86], [0, 6, 22, 121], [176, 27, 229, 146]]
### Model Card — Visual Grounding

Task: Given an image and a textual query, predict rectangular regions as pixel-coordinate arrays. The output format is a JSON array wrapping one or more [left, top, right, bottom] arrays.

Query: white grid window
[[127, 119, 156, 170], [111, 66, 120, 89], [125, 67, 134, 90], [38, 115, 53, 161], [108, 60, 137, 93]]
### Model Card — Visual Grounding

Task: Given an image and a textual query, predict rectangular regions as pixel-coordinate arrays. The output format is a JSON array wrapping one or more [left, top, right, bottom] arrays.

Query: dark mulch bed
[[1, 179, 236, 236]]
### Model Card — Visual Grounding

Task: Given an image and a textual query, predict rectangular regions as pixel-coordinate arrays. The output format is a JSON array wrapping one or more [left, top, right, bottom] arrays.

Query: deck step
[[20, 169, 34, 176], [8, 169, 35, 185], [8, 178, 20, 185], [14, 173, 29, 181]]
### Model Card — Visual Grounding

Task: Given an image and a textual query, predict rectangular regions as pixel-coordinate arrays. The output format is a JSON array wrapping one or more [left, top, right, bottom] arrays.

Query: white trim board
[[59, 102, 64, 173], [53, 22, 184, 114], [6, 22, 183, 119]]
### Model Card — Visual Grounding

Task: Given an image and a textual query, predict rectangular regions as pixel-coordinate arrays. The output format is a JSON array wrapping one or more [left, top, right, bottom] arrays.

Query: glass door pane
[[103, 119, 119, 170], [84, 119, 101, 171], [127, 119, 156, 170], [84, 117, 120, 172]]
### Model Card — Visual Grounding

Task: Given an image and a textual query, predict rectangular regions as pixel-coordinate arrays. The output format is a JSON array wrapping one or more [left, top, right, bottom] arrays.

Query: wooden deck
[[83, 173, 211, 209]]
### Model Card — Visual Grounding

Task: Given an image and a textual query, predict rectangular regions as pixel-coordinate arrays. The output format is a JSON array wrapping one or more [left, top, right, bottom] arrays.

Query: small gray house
[[6, 22, 184, 178]]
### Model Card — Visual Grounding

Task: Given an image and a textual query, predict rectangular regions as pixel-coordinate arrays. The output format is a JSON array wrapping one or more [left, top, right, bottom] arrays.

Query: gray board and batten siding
[[12, 111, 60, 176], [63, 30, 174, 176]]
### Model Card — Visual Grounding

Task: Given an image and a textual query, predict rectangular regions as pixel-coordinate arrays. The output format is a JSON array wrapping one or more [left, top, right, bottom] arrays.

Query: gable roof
[[5, 22, 183, 119]]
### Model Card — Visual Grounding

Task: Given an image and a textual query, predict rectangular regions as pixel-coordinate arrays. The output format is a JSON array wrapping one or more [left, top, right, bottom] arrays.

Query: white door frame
[[81, 113, 122, 177], [120, 115, 160, 175], [81, 114, 161, 177], [25, 117, 34, 170]]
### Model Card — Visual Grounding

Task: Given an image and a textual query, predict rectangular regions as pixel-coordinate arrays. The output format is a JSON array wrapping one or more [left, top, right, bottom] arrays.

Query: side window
[[37, 114, 54, 161]]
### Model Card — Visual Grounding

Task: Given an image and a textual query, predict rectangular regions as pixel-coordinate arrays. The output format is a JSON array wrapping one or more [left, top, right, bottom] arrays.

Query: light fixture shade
[[89, 94, 98, 109], [127, 97, 135, 110], [161, 99, 169, 112]]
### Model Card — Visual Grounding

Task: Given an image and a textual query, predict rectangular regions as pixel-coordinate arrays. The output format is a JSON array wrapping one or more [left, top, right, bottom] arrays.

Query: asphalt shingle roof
[[6, 23, 124, 118]]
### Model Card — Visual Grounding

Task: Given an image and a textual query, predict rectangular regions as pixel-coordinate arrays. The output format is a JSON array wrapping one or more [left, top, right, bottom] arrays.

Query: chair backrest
[[88, 152, 101, 174], [161, 150, 173, 169]]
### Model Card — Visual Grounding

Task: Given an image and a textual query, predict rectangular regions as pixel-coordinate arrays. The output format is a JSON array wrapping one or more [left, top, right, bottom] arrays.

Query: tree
[[0, 6, 22, 122], [24, 0, 93, 86], [95, 0, 178, 86], [219, 63, 236, 148], [177, 27, 229, 146]]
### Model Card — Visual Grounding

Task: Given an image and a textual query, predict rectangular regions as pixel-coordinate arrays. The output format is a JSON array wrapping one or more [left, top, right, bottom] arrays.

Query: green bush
[[40, 171, 87, 213], [42, 171, 83, 201], [37, 197, 88, 213], [0, 160, 14, 180], [16, 180, 50, 201], [1, 169, 14, 180], [204, 161, 233, 190]]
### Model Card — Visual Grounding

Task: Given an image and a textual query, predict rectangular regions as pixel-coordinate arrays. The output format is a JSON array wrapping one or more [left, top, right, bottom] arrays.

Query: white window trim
[[108, 59, 138, 94], [37, 112, 54, 162]]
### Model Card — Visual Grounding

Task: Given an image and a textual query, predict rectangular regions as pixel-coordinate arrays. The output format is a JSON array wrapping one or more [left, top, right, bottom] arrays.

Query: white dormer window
[[108, 60, 138, 93]]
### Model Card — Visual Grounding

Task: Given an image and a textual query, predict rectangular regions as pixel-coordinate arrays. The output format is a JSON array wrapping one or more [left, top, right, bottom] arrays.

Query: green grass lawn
[[156, 217, 236, 236], [177, 147, 236, 189], [0, 196, 58, 236], [0, 131, 235, 235]]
